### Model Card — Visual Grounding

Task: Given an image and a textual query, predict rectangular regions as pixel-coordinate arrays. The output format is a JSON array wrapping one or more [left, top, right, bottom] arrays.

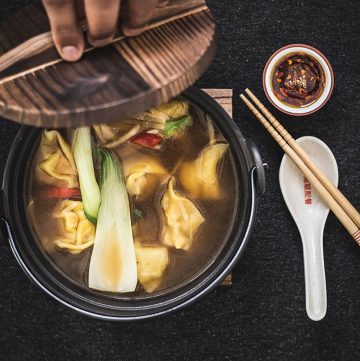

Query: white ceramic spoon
[[279, 136, 338, 321]]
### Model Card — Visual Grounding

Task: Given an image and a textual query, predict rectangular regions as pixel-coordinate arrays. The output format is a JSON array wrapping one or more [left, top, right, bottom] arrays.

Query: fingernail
[[122, 26, 146, 37], [61, 45, 81, 62], [88, 37, 113, 48]]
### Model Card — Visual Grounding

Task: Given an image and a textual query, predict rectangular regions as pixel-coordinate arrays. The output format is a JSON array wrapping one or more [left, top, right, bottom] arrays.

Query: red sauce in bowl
[[271, 53, 326, 108]]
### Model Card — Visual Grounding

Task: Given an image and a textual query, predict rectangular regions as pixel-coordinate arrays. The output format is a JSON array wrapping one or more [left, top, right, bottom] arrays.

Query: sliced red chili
[[130, 132, 163, 149], [45, 187, 81, 199]]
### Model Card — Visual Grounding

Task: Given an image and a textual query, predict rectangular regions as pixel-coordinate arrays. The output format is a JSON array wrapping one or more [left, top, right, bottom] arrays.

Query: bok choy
[[88, 148, 137, 293], [72, 127, 101, 224]]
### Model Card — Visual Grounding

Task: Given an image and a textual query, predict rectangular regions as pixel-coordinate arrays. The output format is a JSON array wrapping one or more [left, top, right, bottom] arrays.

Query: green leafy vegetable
[[110, 99, 190, 134], [162, 115, 192, 139], [88, 148, 137, 293], [72, 127, 101, 224]]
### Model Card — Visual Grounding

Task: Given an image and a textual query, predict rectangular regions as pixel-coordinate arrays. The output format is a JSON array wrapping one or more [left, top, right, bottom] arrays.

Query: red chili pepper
[[46, 187, 81, 199], [130, 132, 163, 149]]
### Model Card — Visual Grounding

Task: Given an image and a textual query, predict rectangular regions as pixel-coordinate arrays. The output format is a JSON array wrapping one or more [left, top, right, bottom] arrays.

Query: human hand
[[43, 0, 169, 62]]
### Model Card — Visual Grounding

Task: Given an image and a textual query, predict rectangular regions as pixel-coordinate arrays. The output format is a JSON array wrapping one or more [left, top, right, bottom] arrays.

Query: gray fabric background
[[0, 1, 359, 360]]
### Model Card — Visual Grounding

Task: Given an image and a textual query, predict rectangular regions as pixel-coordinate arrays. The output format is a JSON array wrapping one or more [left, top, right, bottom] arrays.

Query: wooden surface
[[204, 88, 233, 116], [220, 273, 233, 287], [0, 0, 216, 128], [203, 88, 233, 287]]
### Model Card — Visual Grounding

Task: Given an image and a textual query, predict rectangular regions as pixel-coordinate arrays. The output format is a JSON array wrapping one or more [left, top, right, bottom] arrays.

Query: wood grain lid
[[0, 0, 216, 128]]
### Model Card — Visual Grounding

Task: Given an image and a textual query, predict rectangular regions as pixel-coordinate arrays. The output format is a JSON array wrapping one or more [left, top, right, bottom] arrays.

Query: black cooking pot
[[0, 87, 265, 321]]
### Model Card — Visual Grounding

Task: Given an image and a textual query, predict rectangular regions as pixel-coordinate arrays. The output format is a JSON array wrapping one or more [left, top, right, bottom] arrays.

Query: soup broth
[[27, 100, 239, 296]]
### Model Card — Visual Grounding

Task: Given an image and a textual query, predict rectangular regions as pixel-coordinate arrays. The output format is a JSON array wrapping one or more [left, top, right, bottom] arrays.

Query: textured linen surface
[[0, 1, 359, 361]]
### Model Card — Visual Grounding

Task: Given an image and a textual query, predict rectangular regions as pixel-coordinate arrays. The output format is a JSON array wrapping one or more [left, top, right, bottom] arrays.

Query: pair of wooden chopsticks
[[240, 89, 360, 245]]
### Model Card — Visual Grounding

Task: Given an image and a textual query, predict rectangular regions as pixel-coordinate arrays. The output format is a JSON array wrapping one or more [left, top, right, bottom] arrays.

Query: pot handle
[[0, 189, 8, 243], [0, 215, 11, 245], [0, 215, 40, 290], [246, 139, 266, 196]]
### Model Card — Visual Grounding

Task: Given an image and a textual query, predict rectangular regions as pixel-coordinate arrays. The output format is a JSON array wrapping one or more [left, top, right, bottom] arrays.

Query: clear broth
[[27, 103, 239, 296]]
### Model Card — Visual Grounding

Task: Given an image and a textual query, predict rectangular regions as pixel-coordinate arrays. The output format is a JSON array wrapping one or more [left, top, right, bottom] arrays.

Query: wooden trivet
[[0, 0, 215, 128], [203, 88, 233, 287]]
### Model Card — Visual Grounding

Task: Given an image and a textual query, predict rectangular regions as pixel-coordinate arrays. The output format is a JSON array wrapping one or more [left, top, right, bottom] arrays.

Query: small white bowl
[[263, 44, 334, 116]]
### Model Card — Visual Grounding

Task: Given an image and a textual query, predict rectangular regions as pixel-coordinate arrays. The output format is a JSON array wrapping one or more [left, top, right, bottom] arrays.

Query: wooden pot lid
[[0, 0, 215, 128]]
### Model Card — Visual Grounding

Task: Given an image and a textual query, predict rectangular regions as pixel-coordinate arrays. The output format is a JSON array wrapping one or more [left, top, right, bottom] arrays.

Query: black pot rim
[[1, 87, 263, 321]]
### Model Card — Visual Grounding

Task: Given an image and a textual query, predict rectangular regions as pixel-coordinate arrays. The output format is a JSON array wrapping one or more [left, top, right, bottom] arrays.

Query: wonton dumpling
[[36, 130, 78, 188], [135, 242, 169, 292], [154, 99, 189, 119], [161, 177, 204, 250], [133, 99, 189, 126], [178, 143, 228, 199], [93, 99, 190, 148], [126, 161, 167, 198], [54, 200, 95, 254]]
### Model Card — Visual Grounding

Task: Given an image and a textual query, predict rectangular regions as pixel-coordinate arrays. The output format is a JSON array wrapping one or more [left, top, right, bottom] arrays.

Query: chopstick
[[244, 88, 360, 229], [240, 90, 360, 245]]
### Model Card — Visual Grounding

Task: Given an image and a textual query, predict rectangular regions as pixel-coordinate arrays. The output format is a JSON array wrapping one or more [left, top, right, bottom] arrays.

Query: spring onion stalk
[[88, 148, 137, 293], [162, 115, 192, 139], [72, 127, 101, 224]]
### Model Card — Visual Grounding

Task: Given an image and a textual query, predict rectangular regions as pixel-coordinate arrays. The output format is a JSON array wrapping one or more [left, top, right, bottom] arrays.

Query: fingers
[[43, 0, 84, 62], [44, 0, 168, 61], [122, 0, 160, 37], [84, 0, 121, 47]]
